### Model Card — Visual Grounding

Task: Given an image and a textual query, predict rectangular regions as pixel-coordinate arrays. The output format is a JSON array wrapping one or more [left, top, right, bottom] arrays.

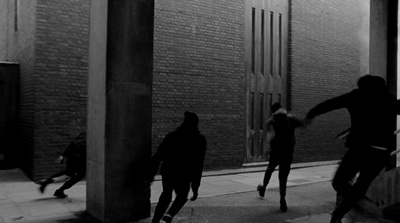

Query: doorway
[[244, 0, 289, 163]]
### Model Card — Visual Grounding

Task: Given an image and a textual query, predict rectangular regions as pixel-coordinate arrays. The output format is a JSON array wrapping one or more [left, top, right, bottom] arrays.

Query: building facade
[[0, 0, 370, 180]]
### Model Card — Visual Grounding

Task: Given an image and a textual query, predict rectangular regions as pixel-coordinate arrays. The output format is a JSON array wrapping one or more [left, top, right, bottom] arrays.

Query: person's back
[[151, 111, 206, 223], [258, 103, 303, 212], [267, 108, 303, 155], [159, 128, 206, 179], [307, 75, 399, 150], [346, 89, 397, 149], [305, 75, 400, 223]]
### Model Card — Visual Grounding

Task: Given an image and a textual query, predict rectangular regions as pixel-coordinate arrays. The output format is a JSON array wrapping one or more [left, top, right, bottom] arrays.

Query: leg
[[334, 149, 389, 220], [331, 149, 360, 199], [152, 176, 174, 223], [60, 168, 85, 190], [257, 154, 280, 197], [331, 148, 389, 223], [165, 179, 191, 221], [330, 149, 361, 223], [263, 154, 280, 187], [54, 163, 86, 198], [39, 170, 69, 193], [278, 154, 293, 212], [278, 155, 293, 197]]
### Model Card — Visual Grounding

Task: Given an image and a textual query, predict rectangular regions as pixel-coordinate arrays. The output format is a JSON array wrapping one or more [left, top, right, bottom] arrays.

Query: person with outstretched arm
[[305, 75, 400, 223]]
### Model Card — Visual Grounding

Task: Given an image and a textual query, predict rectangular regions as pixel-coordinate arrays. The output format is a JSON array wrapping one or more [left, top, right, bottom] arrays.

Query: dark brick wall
[[289, 0, 370, 163], [3, 0, 371, 178], [17, 0, 37, 177], [31, 0, 90, 179], [153, 0, 246, 170]]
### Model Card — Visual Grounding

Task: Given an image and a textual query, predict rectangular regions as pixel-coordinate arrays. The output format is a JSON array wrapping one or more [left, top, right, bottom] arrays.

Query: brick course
[[1, 0, 371, 178], [16, 0, 37, 178], [289, 0, 370, 163], [153, 0, 246, 170], [32, 0, 89, 179]]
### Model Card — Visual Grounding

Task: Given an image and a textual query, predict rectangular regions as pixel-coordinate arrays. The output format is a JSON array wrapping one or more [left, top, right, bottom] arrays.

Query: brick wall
[[5, 0, 371, 178], [289, 0, 370, 163], [153, 0, 246, 170], [17, 0, 37, 177], [30, 0, 90, 179]]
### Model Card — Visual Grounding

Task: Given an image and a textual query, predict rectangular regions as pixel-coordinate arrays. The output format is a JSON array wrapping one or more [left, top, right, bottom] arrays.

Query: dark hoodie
[[306, 75, 400, 150], [266, 108, 304, 155], [151, 112, 207, 191], [63, 131, 87, 161]]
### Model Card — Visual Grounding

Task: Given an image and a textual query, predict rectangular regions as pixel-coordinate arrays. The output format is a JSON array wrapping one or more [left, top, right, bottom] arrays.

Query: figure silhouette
[[305, 75, 400, 223], [257, 102, 304, 212], [38, 131, 86, 198], [150, 111, 207, 223]]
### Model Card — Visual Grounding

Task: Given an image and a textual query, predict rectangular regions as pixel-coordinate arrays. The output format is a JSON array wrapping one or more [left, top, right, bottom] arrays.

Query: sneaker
[[161, 214, 172, 223], [54, 190, 67, 198], [257, 185, 266, 197], [280, 198, 287, 212]]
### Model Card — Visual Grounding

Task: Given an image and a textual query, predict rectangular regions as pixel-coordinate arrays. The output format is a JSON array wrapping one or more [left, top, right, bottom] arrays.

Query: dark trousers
[[332, 146, 390, 218], [152, 175, 190, 223], [45, 158, 86, 191], [262, 153, 293, 197]]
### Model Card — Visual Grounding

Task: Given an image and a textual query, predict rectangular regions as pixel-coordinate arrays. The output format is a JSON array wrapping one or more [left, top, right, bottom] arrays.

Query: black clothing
[[266, 110, 304, 155], [307, 89, 400, 150], [332, 146, 390, 219], [63, 132, 86, 176], [261, 109, 303, 199], [306, 83, 400, 221], [39, 132, 86, 196], [151, 125, 206, 223], [262, 154, 293, 197], [151, 128, 206, 192], [152, 175, 191, 222]]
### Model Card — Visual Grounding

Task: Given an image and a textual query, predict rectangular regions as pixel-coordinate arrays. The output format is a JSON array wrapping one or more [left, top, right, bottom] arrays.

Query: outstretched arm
[[306, 92, 352, 120]]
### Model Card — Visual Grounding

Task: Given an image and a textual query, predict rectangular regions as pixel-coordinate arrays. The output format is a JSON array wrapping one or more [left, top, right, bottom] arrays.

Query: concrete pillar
[[370, 0, 398, 168], [87, 0, 154, 222]]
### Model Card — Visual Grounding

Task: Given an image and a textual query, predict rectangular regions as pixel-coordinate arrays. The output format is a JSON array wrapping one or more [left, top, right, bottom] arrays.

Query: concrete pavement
[[0, 161, 338, 222]]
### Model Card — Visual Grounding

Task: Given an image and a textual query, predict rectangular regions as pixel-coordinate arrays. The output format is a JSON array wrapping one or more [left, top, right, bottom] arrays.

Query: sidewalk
[[0, 161, 338, 222]]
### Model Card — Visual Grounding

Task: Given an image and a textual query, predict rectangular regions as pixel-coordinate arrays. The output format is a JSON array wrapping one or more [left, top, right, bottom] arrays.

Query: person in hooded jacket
[[257, 102, 304, 212], [38, 131, 86, 198], [150, 111, 207, 223], [305, 75, 400, 223]]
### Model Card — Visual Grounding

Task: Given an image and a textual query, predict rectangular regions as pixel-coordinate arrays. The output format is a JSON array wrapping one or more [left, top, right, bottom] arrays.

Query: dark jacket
[[306, 89, 400, 150], [151, 127, 207, 191], [63, 132, 87, 169], [266, 109, 304, 155]]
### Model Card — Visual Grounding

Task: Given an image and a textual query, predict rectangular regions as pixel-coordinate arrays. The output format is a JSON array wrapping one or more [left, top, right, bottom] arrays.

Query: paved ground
[[0, 160, 397, 223]]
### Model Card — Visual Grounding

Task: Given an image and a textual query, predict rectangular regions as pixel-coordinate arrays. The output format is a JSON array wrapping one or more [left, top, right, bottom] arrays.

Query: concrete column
[[87, 0, 153, 222], [370, 0, 398, 168]]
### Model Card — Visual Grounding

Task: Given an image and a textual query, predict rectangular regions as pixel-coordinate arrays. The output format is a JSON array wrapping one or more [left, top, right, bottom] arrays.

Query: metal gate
[[244, 0, 288, 163]]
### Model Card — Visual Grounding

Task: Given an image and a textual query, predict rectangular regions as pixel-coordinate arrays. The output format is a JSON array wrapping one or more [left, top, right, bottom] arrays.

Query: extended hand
[[55, 156, 64, 164]]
